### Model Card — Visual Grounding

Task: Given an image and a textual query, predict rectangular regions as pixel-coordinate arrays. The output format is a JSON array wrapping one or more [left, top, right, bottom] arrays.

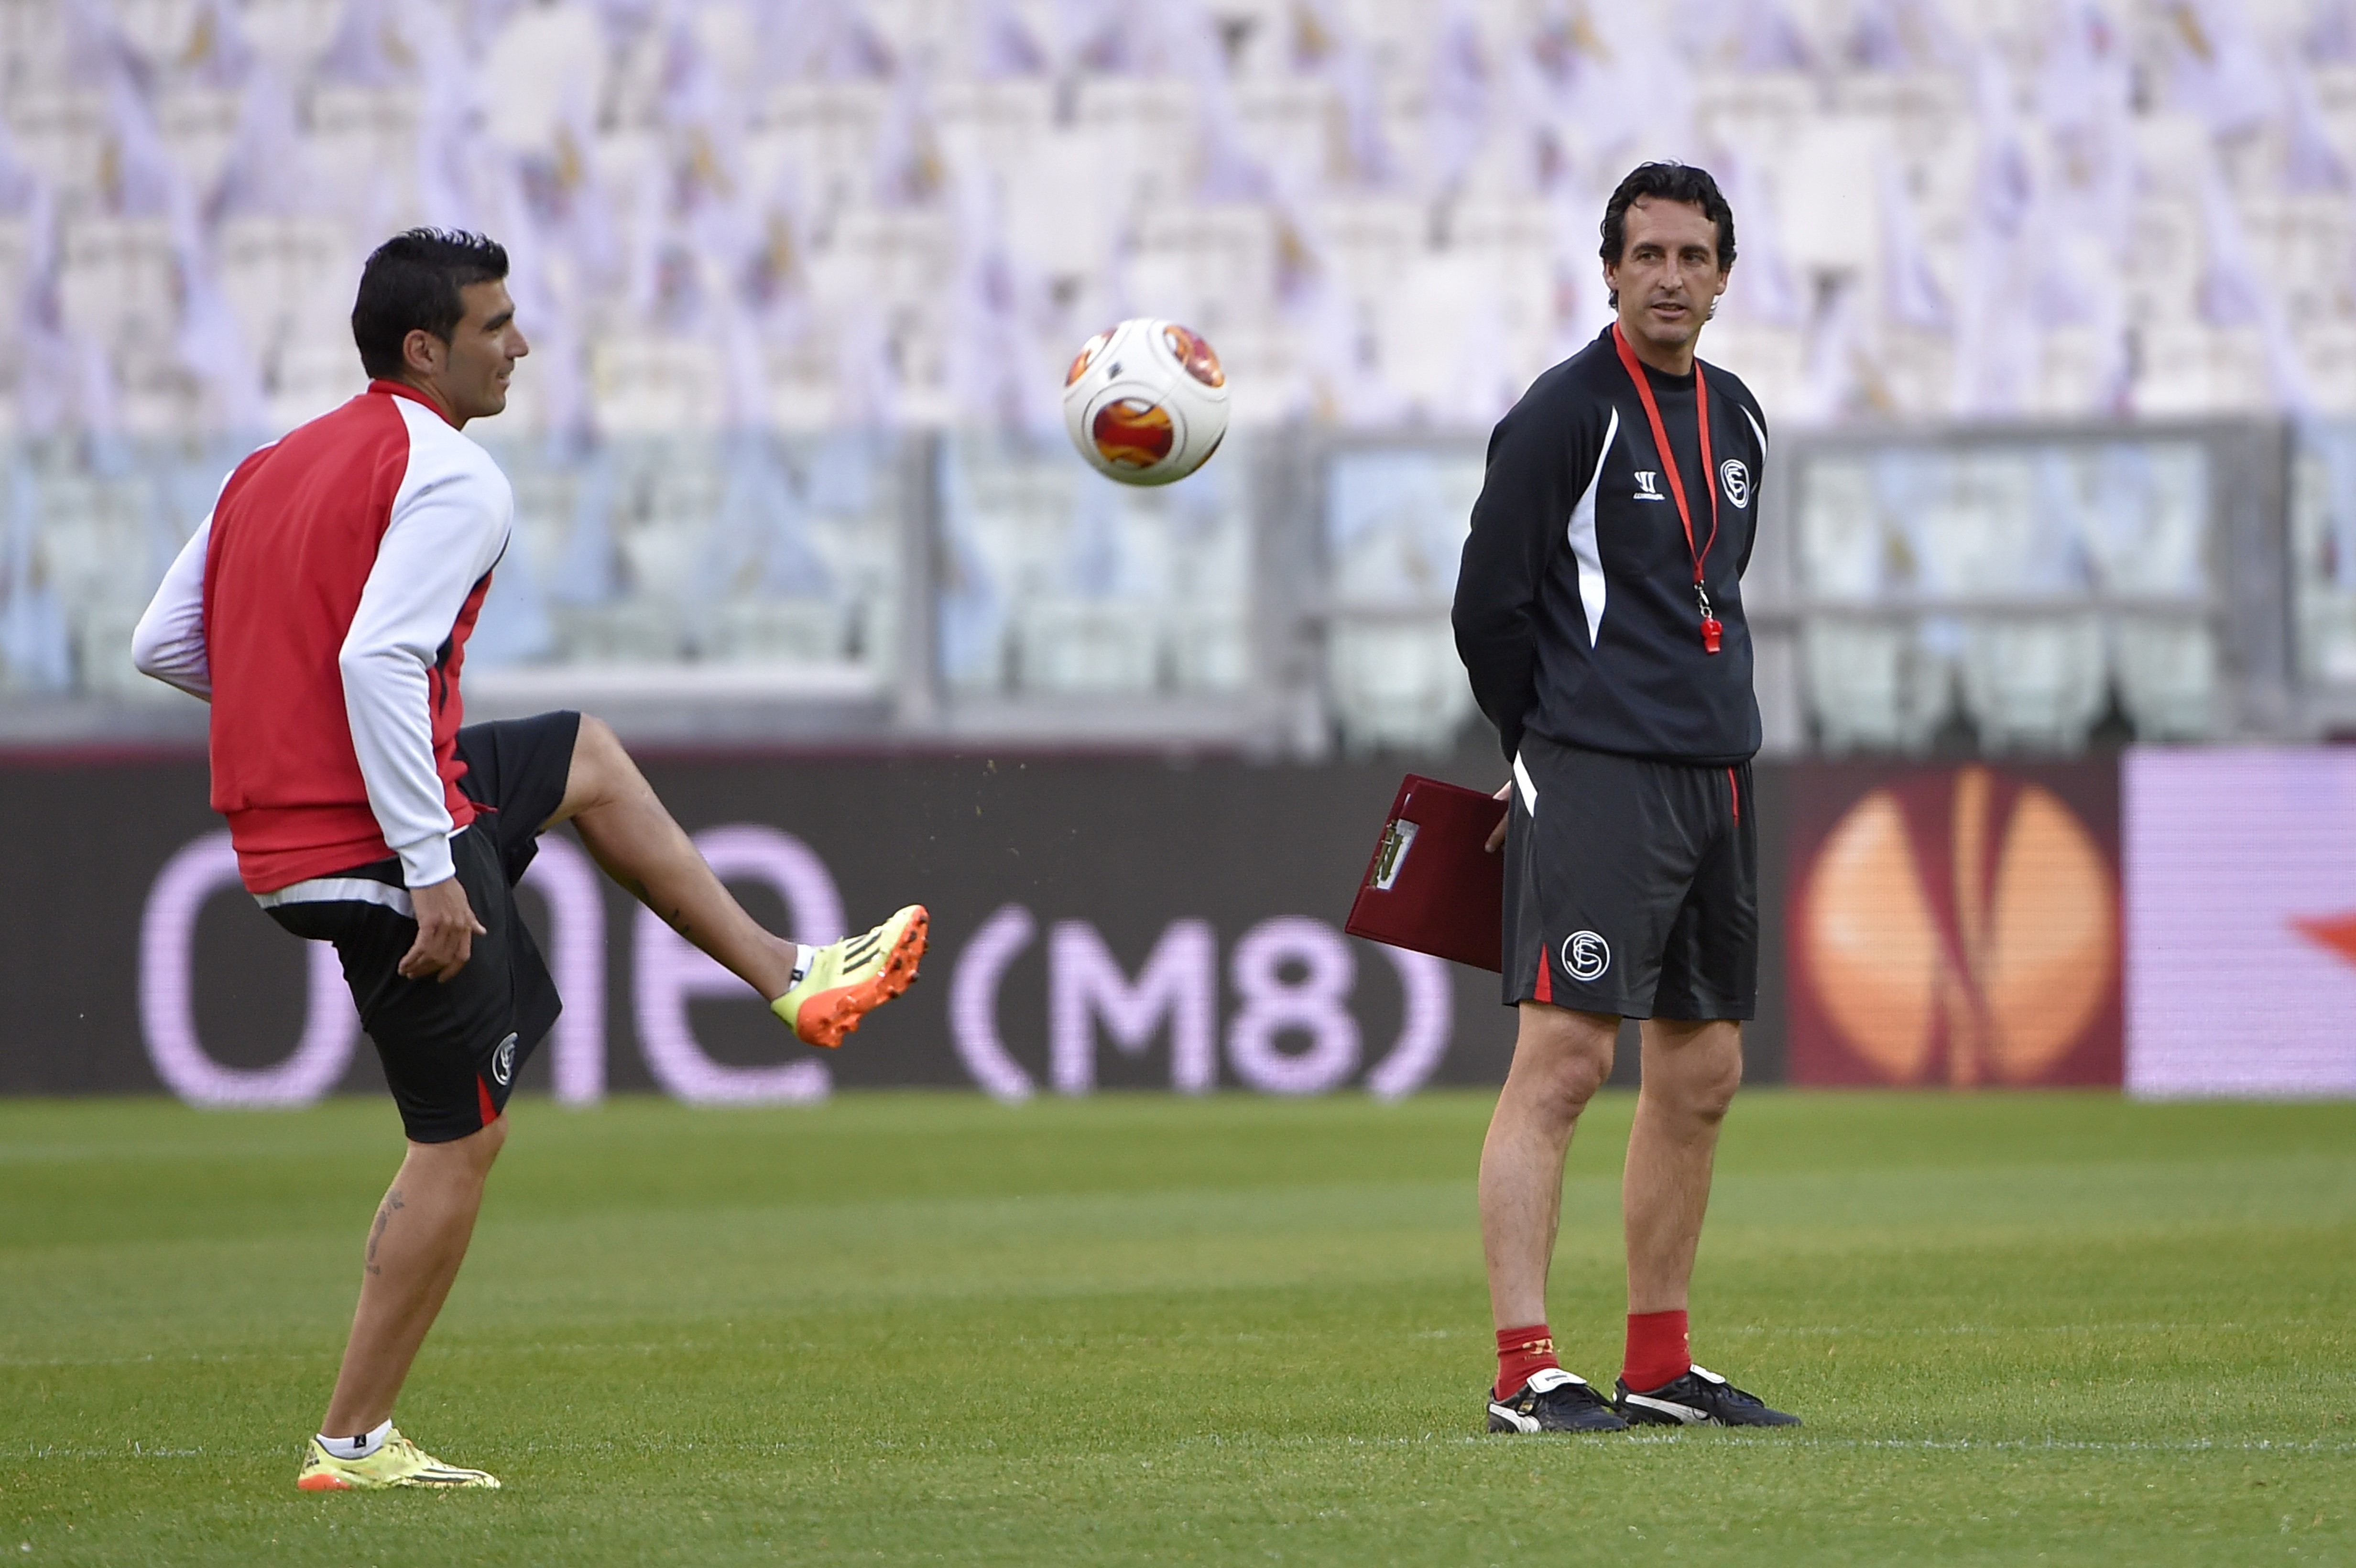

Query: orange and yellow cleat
[[772, 904, 928, 1048]]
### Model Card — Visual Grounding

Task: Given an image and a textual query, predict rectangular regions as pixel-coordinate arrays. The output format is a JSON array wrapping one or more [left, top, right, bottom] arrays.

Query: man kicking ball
[[131, 228, 928, 1490], [1453, 164, 1797, 1434]]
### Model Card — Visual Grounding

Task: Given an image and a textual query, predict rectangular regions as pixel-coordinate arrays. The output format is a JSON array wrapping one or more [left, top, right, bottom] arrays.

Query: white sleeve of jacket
[[130, 517, 214, 700], [339, 437, 513, 889]]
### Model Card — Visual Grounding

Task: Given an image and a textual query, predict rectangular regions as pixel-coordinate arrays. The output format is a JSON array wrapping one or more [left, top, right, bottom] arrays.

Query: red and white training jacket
[[132, 379, 513, 896]]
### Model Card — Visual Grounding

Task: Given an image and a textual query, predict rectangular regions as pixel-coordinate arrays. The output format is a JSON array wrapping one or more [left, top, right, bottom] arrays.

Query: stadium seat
[[235, 0, 351, 76], [57, 218, 177, 354], [1125, 202, 1277, 342], [0, 218, 28, 356], [266, 338, 366, 433], [107, 338, 195, 437], [1071, 78, 1197, 209], [757, 82, 894, 209], [1165, 607, 1250, 691], [701, 598, 854, 666], [1802, 620, 1952, 753], [2, 85, 107, 201], [1692, 70, 1821, 150], [151, 87, 243, 194], [1234, 77, 1341, 187], [2112, 616, 2215, 740], [1016, 598, 1161, 694], [1324, 619, 1474, 753], [550, 600, 684, 665], [217, 216, 361, 365], [932, 78, 1053, 185], [1960, 618, 2106, 752], [1699, 324, 1807, 416], [592, 333, 731, 434]]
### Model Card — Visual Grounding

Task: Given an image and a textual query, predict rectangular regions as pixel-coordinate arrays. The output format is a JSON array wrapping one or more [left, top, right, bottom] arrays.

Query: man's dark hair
[[350, 229, 510, 380], [1599, 163, 1736, 308]]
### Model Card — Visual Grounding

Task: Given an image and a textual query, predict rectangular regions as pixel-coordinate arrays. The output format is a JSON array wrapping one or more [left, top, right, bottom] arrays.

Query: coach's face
[[404, 279, 529, 427], [1605, 197, 1729, 361]]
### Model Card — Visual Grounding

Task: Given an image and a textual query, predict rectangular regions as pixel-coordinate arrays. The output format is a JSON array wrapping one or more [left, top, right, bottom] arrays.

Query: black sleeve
[[1452, 382, 1598, 763], [1730, 380, 1767, 578]]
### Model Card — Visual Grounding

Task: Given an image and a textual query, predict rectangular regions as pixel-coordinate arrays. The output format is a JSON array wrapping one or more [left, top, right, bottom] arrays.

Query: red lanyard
[[1611, 322, 1722, 654]]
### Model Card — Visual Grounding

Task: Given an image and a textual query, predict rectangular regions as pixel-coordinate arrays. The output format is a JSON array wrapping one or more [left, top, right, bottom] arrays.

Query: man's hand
[[400, 875, 485, 983], [1485, 781, 1513, 853]]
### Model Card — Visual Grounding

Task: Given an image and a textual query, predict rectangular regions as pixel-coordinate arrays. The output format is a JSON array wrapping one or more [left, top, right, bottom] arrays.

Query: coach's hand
[[401, 875, 486, 983], [1485, 781, 1512, 853]]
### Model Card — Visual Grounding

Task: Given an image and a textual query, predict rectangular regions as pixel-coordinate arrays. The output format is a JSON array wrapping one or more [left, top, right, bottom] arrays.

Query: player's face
[[438, 280, 529, 424], [1604, 198, 1729, 360], [414, 274, 539, 421]]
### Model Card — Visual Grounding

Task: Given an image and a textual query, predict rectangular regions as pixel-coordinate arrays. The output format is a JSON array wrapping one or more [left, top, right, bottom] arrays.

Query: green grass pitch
[[2, 1090, 2351, 1566]]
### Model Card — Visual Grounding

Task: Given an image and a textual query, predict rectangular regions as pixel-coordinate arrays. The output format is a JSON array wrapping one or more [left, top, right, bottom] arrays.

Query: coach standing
[[1452, 163, 1799, 1435]]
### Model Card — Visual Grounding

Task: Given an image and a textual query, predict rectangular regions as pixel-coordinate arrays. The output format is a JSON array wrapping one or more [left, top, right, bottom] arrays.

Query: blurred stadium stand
[[3, 0, 2356, 755]]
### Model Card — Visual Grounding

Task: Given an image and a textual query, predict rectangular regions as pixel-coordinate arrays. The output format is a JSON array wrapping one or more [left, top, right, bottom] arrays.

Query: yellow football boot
[[772, 904, 929, 1047], [295, 1429, 500, 1491]]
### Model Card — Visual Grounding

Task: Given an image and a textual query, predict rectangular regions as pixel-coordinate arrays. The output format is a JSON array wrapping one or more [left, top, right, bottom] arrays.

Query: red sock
[[1494, 1323, 1560, 1400], [1622, 1309, 1691, 1393]]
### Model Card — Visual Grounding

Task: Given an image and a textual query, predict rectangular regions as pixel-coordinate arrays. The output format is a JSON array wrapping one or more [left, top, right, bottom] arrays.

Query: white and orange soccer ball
[[1060, 318, 1230, 486]]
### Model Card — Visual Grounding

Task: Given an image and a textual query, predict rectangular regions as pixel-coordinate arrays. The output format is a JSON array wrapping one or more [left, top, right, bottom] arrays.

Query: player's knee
[[568, 713, 641, 804], [574, 712, 622, 776], [452, 1113, 507, 1172]]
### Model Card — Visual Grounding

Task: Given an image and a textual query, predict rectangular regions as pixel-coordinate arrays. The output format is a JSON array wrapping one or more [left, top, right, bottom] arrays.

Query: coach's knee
[[1512, 1008, 1615, 1123], [1651, 1034, 1743, 1126], [1685, 1054, 1743, 1124]]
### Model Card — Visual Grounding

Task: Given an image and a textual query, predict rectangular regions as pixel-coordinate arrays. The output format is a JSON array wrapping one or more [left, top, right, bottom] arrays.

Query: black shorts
[[1501, 734, 1757, 1021], [263, 711, 582, 1143]]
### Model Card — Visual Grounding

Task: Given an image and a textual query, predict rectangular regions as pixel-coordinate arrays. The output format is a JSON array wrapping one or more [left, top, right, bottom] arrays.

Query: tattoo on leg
[[364, 1188, 405, 1276]]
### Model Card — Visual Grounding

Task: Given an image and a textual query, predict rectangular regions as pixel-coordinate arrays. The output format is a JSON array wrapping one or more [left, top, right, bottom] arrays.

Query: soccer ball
[[1061, 318, 1230, 486]]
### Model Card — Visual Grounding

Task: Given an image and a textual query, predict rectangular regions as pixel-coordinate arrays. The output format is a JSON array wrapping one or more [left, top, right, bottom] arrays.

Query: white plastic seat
[[590, 332, 731, 434], [217, 216, 360, 362], [1959, 618, 2106, 751], [1016, 598, 1159, 693], [1125, 202, 1275, 339], [2, 85, 107, 199], [755, 82, 892, 208], [1324, 619, 1474, 753], [57, 218, 176, 352], [550, 600, 683, 664], [0, 218, 29, 355], [1165, 608, 1249, 691], [931, 78, 1053, 185], [2112, 617, 2214, 740], [702, 598, 850, 665], [266, 338, 365, 432], [151, 86, 244, 193], [1071, 77, 1196, 209], [1802, 621, 1952, 753], [1234, 77, 1340, 186]]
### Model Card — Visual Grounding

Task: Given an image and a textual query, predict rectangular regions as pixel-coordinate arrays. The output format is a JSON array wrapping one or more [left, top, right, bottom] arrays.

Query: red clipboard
[[1344, 774, 1508, 972]]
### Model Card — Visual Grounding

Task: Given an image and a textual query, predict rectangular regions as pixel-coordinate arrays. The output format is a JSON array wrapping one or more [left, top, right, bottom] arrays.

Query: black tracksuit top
[[1452, 325, 1768, 767]]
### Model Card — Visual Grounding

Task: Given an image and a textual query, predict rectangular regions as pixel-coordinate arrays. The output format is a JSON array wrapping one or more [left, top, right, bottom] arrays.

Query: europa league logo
[[1792, 765, 2119, 1087]]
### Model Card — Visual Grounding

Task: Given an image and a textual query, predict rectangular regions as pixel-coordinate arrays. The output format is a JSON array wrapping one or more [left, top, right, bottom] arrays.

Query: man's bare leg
[[1623, 1017, 1743, 1313], [547, 715, 799, 1000], [1480, 1002, 1618, 1330], [318, 1116, 506, 1438]]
